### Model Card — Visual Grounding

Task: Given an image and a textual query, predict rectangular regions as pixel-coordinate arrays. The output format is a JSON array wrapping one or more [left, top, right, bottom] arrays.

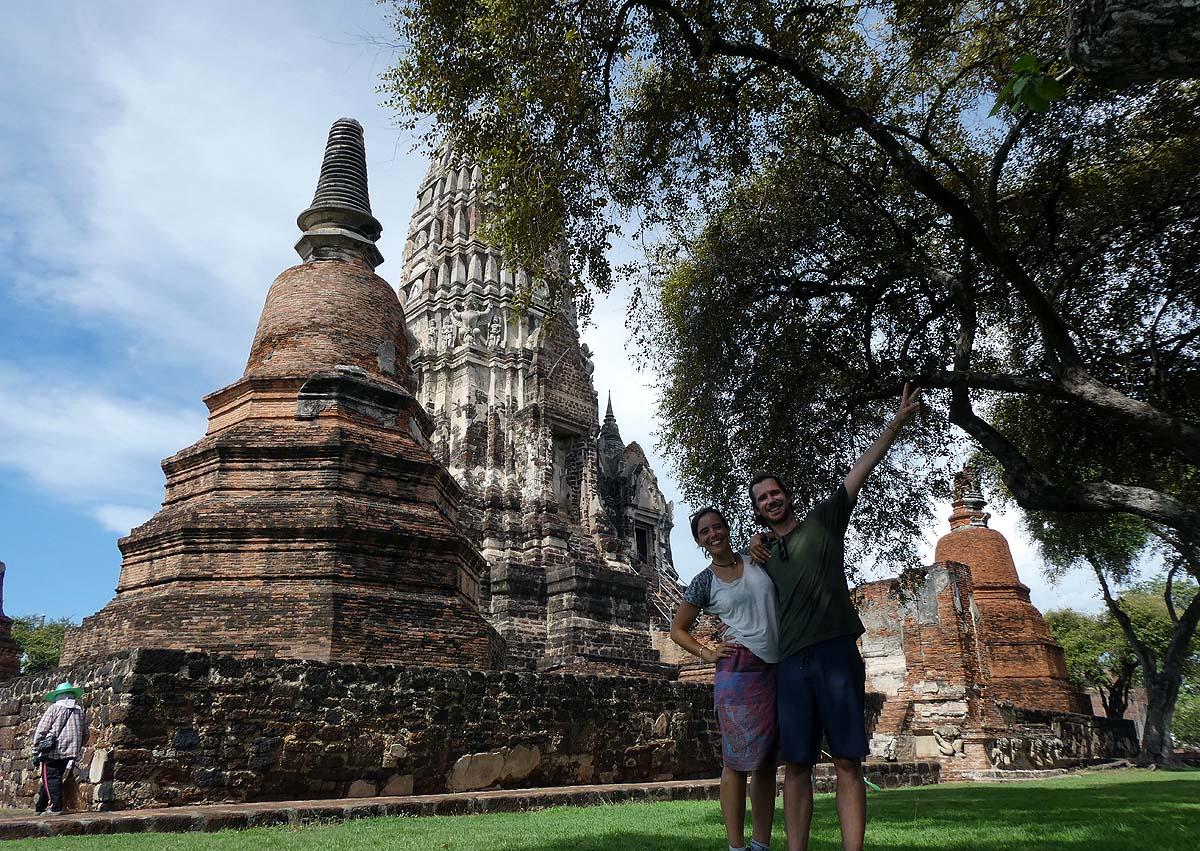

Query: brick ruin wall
[[0, 650, 724, 811], [986, 704, 1138, 772], [857, 563, 1137, 776], [858, 562, 991, 767]]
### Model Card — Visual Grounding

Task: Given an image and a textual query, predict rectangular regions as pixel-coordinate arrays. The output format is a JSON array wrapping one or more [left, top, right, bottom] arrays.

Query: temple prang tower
[[60, 119, 503, 669], [400, 149, 680, 675]]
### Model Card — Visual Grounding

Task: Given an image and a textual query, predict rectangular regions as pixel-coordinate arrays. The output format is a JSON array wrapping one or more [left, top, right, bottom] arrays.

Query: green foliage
[[990, 54, 1067, 116], [1176, 692, 1200, 746], [1045, 608, 1134, 698], [1046, 576, 1199, 733], [2, 771, 1197, 850], [1120, 580, 1200, 689], [11, 615, 74, 674]]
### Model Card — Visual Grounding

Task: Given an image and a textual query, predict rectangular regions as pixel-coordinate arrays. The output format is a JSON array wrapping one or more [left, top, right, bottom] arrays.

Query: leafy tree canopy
[[1047, 577, 1198, 726], [11, 616, 74, 675], [1047, 580, 1198, 690], [1045, 608, 1133, 694], [1121, 578, 1200, 682], [1176, 692, 1200, 746], [383, 1, 1199, 562]]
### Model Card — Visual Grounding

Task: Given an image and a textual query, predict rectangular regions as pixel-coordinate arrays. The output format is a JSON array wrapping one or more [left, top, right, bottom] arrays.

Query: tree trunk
[[1070, 0, 1200, 87], [1100, 678, 1130, 720], [1093, 555, 1200, 764], [1138, 670, 1182, 764]]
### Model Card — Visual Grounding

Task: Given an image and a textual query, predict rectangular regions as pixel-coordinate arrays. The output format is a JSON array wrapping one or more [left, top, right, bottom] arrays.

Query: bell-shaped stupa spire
[[295, 118, 384, 268], [949, 465, 990, 529]]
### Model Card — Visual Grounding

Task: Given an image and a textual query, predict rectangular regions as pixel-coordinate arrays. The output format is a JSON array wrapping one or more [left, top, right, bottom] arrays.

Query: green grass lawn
[[9, 769, 1198, 850]]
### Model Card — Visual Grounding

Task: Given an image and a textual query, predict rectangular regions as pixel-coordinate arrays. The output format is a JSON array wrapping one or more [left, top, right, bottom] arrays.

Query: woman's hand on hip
[[701, 641, 734, 663]]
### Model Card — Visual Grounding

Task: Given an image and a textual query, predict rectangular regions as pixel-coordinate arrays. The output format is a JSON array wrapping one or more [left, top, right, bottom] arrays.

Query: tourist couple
[[670, 384, 920, 851]]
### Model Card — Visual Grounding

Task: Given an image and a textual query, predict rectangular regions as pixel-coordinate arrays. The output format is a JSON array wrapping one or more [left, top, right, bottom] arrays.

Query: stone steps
[[0, 763, 940, 840]]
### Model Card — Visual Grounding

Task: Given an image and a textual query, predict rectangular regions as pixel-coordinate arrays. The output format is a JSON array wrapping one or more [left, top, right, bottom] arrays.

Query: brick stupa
[[61, 119, 504, 669], [0, 563, 21, 681], [933, 467, 1075, 711]]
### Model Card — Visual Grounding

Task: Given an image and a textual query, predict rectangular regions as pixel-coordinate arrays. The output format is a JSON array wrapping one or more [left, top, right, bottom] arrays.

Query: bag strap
[[47, 704, 73, 742]]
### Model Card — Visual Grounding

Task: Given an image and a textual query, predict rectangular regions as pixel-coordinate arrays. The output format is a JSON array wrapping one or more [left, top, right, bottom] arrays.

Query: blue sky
[[0, 1, 1107, 623]]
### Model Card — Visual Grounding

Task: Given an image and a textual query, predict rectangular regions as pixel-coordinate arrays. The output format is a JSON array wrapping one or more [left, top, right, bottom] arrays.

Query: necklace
[[711, 556, 739, 569]]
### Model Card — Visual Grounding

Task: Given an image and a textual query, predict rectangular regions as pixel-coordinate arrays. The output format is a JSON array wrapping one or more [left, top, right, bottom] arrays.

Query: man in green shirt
[[749, 383, 920, 851]]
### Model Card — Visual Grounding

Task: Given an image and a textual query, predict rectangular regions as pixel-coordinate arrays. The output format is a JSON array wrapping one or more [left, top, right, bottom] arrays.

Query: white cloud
[[0, 366, 205, 514], [91, 504, 156, 536], [3, 1, 422, 378]]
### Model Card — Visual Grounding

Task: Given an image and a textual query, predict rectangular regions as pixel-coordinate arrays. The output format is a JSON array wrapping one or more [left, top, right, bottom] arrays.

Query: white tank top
[[682, 555, 780, 663]]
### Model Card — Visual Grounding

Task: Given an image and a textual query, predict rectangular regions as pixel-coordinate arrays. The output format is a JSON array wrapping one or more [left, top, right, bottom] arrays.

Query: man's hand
[[890, 382, 922, 431], [749, 532, 775, 564], [844, 382, 922, 501]]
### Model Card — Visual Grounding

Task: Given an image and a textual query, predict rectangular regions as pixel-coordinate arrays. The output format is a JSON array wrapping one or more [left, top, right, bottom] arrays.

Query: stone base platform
[[955, 768, 1069, 782], [0, 765, 942, 840], [0, 649, 724, 811]]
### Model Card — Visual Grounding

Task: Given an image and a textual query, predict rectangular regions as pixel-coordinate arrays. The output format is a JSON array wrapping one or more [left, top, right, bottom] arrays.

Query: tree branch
[[1165, 584, 1200, 678], [945, 380, 1200, 531], [1055, 366, 1200, 466], [1091, 557, 1158, 679], [987, 68, 1076, 230], [602, 0, 641, 106], [861, 371, 1072, 400], [722, 62, 774, 101], [633, 0, 1200, 466], [1165, 564, 1181, 625]]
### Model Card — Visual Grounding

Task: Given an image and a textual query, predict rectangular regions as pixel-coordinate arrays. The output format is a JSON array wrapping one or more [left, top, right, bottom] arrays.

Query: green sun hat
[[43, 681, 83, 702]]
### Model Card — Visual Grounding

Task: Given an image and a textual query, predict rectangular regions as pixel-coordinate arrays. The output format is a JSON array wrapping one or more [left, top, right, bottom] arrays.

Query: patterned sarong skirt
[[714, 645, 778, 770]]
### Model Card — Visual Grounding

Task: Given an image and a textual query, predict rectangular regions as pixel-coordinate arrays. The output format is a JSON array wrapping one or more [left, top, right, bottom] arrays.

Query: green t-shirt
[[764, 485, 864, 659]]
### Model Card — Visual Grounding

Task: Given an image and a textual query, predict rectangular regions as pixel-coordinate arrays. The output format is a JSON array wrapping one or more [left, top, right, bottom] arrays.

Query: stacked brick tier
[[401, 149, 677, 676], [60, 120, 503, 670], [933, 469, 1078, 713]]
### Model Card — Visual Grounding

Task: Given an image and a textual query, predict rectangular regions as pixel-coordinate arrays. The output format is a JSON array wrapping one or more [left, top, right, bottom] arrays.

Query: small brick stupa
[[0, 563, 21, 681], [61, 119, 503, 669], [933, 467, 1075, 711]]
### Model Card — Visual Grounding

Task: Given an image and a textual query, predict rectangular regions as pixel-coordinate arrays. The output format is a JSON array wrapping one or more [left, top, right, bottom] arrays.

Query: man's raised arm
[[843, 383, 921, 502]]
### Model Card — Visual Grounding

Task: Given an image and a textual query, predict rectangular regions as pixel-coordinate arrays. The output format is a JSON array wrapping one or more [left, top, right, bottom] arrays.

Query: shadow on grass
[[512, 776, 1199, 851]]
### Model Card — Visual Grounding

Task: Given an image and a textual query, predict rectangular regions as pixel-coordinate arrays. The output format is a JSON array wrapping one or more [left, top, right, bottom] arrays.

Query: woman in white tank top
[[671, 507, 778, 851]]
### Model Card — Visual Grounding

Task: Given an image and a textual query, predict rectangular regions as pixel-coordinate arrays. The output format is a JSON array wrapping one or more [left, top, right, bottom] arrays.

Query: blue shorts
[[777, 634, 869, 764]]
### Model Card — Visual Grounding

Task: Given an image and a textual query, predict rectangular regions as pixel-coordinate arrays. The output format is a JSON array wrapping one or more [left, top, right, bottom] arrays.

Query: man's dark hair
[[748, 472, 794, 522], [688, 506, 729, 541]]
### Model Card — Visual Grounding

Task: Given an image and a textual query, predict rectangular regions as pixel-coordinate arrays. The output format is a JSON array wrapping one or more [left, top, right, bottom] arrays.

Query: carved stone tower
[[934, 466, 1076, 711], [400, 149, 677, 675], [61, 120, 503, 669], [595, 396, 682, 622]]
